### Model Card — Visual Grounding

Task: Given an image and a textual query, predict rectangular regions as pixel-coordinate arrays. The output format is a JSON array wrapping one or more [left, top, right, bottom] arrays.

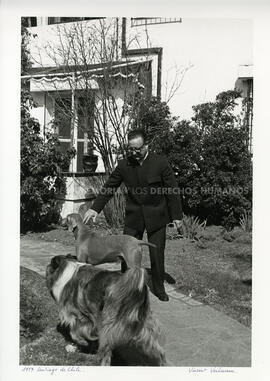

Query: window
[[77, 96, 95, 172], [54, 94, 95, 172], [30, 17, 37, 27], [54, 97, 72, 139], [23, 17, 37, 27]]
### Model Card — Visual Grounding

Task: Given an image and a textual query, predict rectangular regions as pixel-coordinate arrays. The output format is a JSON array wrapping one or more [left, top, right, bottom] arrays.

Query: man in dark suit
[[84, 129, 183, 301]]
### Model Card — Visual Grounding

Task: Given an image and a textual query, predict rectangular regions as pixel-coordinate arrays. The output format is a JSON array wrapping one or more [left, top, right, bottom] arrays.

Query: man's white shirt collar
[[139, 151, 149, 165]]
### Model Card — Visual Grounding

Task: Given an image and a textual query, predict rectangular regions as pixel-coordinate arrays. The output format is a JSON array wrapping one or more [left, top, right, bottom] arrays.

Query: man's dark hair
[[127, 129, 147, 143]]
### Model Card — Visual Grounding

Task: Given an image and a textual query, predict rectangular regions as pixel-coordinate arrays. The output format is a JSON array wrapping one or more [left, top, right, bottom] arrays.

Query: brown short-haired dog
[[46, 254, 166, 366], [62, 213, 157, 268]]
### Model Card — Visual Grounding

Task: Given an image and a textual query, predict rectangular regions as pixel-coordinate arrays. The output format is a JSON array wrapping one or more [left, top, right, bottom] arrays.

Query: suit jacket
[[91, 152, 183, 233]]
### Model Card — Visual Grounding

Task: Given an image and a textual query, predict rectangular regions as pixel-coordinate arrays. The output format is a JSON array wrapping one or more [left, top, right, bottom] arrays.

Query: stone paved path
[[21, 238, 251, 367]]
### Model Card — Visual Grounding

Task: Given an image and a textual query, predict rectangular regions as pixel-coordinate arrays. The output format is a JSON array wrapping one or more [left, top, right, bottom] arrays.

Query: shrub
[[164, 90, 252, 229], [240, 210, 252, 232], [183, 90, 252, 229], [181, 214, 207, 241], [192, 124, 252, 229]]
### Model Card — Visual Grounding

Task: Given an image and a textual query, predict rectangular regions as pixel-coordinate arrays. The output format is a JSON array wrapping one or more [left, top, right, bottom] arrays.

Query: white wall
[[28, 18, 121, 68], [126, 18, 253, 119]]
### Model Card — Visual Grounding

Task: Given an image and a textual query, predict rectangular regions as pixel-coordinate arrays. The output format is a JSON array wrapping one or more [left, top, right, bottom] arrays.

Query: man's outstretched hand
[[173, 219, 183, 235], [83, 209, 98, 224], [173, 219, 183, 229]]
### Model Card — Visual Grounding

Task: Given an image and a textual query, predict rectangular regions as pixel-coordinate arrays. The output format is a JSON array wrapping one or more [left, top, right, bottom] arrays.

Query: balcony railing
[[131, 18, 182, 27]]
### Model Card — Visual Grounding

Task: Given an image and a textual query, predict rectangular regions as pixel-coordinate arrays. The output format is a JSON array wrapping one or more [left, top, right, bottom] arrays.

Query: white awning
[[23, 59, 152, 92], [30, 75, 99, 92]]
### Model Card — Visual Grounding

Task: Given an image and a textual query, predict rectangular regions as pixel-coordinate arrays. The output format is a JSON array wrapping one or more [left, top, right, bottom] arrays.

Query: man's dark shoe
[[164, 272, 176, 284], [157, 292, 169, 302]]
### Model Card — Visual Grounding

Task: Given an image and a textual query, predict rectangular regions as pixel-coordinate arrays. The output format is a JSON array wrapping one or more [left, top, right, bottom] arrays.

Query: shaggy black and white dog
[[46, 255, 166, 366]]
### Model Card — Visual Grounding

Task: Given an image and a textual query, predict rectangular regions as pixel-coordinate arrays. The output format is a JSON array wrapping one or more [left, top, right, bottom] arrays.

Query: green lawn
[[163, 226, 251, 327]]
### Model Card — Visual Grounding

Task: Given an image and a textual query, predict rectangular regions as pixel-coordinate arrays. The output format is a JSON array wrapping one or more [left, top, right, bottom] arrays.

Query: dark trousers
[[122, 223, 167, 296]]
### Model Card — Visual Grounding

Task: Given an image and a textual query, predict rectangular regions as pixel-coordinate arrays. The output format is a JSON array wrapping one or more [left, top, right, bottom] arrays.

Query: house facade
[[24, 18, 155, 173], [23, 17, 181, 215]]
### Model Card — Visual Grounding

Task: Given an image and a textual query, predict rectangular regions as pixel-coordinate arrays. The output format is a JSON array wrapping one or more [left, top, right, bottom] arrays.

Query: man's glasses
[[128, 145, 145, 153]]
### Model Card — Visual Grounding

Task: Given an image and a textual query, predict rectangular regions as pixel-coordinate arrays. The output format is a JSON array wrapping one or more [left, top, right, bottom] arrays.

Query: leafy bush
[[191, 127, 251, 229], [239, 210, 252, 232], [189, 91, 252, 229], [181, 214, 207, 241]]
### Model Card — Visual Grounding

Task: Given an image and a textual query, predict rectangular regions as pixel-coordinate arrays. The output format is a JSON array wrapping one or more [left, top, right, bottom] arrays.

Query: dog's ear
[[67, 215, 78, 233], [51, 255, 65, 270], [60, 217, 68, 229], [66, 254, 77, 261]]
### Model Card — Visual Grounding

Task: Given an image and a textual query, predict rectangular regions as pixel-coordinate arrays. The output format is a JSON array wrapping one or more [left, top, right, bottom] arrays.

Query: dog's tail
[[101, 268, 166, 365], [138, 241, 157, 248], [108, 267, 148, 303], [105, 267, 150, 330]]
